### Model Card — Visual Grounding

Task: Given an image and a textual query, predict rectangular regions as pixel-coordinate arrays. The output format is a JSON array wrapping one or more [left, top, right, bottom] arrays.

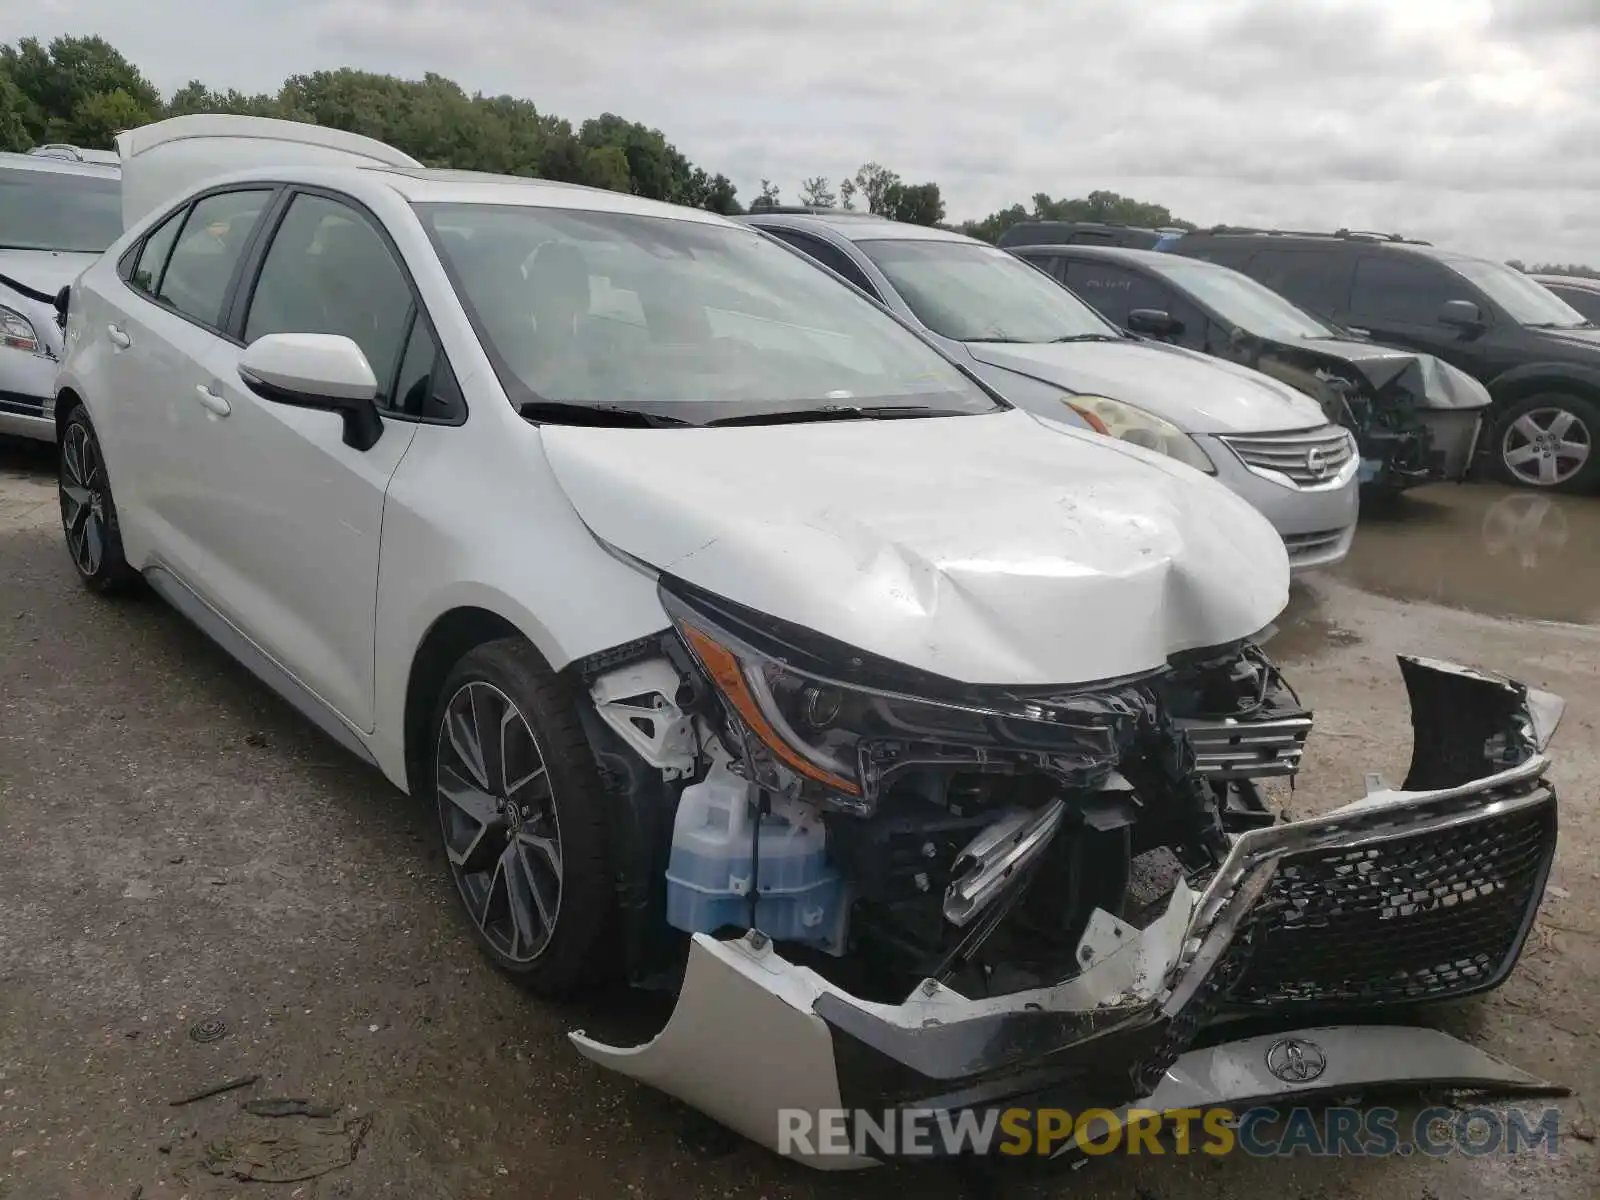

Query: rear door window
[[1247, 248, 1353, 317], [156, 189, 273, 329], [126, 208, 186, 296], [1181, 242, 1256, 270]]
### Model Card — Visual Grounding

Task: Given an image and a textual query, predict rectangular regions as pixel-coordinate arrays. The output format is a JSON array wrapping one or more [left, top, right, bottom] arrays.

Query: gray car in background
[[0, 151, 122, 442], [745, 208, 1360, 572]]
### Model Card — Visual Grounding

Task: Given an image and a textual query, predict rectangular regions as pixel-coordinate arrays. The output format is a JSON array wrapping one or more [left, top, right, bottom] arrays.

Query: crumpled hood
[[0, 249, 101, 303], [964, 338, 1326, 434], [1266, 337, 1491, 411], [542, 409, 1289, 686]]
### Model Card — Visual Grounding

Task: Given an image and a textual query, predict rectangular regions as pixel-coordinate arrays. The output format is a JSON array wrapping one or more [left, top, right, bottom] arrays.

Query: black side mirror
[[1127, 308, 1183, 337], [53, 285, 70, 332], [1438, 299, 1485, 331]]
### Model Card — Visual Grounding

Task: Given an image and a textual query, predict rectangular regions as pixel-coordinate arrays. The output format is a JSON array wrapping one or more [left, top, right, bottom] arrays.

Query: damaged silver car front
[[572, 595, 1564, 1170]]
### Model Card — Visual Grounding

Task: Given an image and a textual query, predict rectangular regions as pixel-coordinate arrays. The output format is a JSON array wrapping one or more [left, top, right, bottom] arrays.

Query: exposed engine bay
[[581, 576, 1307, 999], [1246, 346, 1489, 490], [566, 575, 1565, 1169]]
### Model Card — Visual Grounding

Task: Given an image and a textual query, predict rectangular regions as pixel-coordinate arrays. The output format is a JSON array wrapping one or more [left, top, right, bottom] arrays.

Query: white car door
[[184, 188, 423, 732], [89, 187, 278, 582]]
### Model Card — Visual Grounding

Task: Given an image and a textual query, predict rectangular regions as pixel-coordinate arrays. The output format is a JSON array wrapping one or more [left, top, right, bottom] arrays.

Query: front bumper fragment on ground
[[569, 656, 1563, 1170]]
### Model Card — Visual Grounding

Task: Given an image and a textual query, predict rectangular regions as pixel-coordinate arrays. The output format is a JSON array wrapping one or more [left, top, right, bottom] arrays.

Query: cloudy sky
[[21, 0, 1600, 263]]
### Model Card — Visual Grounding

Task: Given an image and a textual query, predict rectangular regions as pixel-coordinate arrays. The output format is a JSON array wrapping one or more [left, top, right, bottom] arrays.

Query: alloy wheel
[[1500, 407, 1591, 488], [59, 422, 107, 577], [435, 680, 563, 963]]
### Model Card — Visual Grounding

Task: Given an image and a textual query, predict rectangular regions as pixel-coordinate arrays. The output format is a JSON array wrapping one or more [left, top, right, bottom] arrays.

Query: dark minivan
[[1164, 228, 1600, 493]]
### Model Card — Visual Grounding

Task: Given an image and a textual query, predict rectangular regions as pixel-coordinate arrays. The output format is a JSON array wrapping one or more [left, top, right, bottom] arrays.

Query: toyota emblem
[[1265, 1037, 1327, 1083], [1305, 447, 1328, 479]]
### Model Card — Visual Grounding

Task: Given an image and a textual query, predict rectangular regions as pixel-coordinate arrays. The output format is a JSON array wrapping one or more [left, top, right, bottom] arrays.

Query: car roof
[[1010, 243, 1188, 269], [1532, 274, 1600, 292], [115, 114, 739, 232], [172, 162, 739, 228], [745, 210, 973, 245], [1173, 227, 1526, 271], [0, 151, 121, 180]]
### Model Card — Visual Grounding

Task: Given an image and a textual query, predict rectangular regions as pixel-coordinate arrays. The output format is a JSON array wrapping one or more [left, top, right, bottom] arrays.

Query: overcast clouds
[[22, 0, 1600, 263]]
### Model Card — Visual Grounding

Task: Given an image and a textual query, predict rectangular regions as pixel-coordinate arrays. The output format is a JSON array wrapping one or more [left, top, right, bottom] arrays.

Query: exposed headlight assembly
[[660, 586, 1131, 817], [1066, 394, 1216, 473], [0, 304, 40, 354]]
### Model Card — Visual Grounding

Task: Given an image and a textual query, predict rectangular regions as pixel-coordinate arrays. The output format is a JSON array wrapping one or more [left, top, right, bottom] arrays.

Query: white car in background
[[0, 150, 122, 441], [48, 115, 1563, 1170]]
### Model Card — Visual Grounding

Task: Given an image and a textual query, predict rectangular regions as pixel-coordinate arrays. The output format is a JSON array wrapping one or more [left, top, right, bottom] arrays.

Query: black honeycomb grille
[[1231, 796, 1556, 1008]]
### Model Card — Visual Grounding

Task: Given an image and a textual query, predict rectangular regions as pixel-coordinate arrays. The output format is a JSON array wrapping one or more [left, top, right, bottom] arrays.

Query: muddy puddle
[[1326, 482, 1600, 626]]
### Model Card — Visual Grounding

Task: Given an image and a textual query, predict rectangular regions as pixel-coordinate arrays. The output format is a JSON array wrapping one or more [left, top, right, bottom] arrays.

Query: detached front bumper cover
[[570, 656, 1564, 1170]]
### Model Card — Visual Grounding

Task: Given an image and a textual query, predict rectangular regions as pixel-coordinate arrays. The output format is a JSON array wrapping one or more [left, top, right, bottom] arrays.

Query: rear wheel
[[1489, 393, 1599, 493], [427, 638, 614, 996], [58, 406, 137, 593]]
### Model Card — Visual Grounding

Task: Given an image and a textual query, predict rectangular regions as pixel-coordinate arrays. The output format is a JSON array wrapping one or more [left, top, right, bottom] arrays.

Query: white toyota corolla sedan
[[48, 116, 1564, 1170]]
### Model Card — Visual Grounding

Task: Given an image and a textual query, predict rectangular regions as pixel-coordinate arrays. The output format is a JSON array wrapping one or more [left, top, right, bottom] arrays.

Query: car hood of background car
[[1253, 336, 1492, 411], [540, 409, 1289, 686], [963, 337, 1326, 434], [0, 249, 101, 303], [1529, 324, 1600, 355]]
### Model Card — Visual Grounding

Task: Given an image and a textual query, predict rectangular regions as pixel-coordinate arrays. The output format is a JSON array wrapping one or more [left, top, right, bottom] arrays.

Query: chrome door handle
[[107, 324, 131, 349], [194, 384, 232, 417]]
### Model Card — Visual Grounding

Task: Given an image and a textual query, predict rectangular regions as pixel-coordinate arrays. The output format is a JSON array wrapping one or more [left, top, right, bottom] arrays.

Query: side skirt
[[143, 564, 379, 768]]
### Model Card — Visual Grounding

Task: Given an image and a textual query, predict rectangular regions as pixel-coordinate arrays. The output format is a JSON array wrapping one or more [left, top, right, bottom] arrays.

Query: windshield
[[1148, 257, 1337, 340], [1446, 257, 1592, 328], [417, 204, 1000, 423], [0, 166, 122, 253], [855, 238, 1122, 343]]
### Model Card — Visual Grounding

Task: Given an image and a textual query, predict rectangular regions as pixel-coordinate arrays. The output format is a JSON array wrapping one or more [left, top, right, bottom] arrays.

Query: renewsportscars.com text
[[777, 1105, 1565, 1159]]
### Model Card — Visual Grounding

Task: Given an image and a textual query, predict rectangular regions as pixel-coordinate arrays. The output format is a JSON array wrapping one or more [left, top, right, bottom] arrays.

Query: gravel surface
[[2, 440, 1596, 1199]]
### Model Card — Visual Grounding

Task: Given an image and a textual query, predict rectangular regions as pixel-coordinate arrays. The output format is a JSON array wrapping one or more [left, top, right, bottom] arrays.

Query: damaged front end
[[1253, 351, 1490, 491], [569, 581, 1563, 1170]]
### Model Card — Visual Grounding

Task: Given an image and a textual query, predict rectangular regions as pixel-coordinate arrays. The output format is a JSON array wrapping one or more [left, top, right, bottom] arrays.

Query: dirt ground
[[1, 437, 1596, 1200]]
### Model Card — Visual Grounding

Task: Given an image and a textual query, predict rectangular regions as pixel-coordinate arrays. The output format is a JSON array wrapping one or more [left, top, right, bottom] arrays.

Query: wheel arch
[[54, 384, 84, 439], [401, 605, 528, 796], [1487, 362, 1600, 408]]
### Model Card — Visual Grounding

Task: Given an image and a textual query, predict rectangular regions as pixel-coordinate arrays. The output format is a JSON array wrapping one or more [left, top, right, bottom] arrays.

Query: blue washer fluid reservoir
[[665, 766, 848, 954]]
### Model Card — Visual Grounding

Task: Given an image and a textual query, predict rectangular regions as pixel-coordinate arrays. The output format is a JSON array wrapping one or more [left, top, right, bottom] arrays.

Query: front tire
[[1488, 392, 1599, 493], [427, 637, 614, 997], [58, 406, 138, 593]]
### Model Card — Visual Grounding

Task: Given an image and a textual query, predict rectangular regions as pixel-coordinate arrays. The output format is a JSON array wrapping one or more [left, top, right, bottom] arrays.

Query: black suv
[[1166, 228, 1600, 493], [995, 221, 1183, 251]]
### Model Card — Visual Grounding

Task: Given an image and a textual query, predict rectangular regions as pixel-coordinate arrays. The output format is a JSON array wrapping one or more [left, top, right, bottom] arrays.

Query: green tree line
[[1, 32, 1193, 237]]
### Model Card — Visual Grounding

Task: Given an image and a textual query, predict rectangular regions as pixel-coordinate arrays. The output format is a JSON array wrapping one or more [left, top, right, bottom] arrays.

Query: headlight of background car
[[1065, 394, 1215, 473], [663, 589, 1125, 817], [0, 305, 40, 354]]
